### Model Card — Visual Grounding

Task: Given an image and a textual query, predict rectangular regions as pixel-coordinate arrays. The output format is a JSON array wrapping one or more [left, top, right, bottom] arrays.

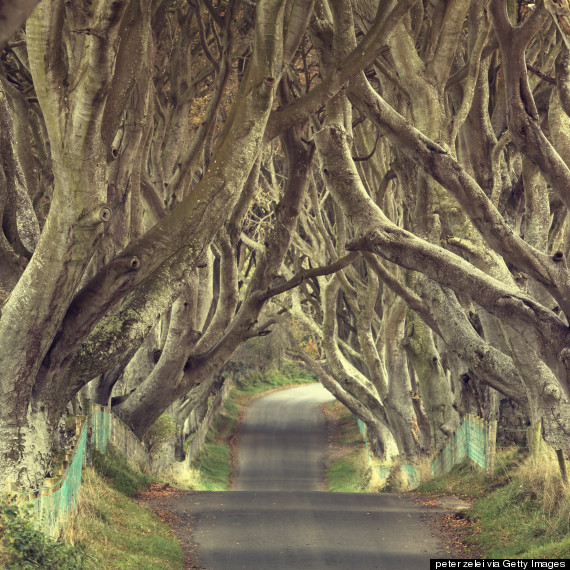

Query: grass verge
[[324, 400, 372, 492], [327, 450, 370, 492], [64, 447, 184, 568], [1, 447, 184, 569], [92, 447, 155, 497], [191, 363, 316, 490], [322, 407, 570, 560], [418, 446, 570, 559]]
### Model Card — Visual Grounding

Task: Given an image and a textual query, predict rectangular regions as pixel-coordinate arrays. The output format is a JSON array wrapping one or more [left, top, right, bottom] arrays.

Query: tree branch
[[364, 254, 442, 336], [264, 0, 419, 141], [313, 119, 570, 374], [261, 252, 359, 299], [347, 74, 570, 317]]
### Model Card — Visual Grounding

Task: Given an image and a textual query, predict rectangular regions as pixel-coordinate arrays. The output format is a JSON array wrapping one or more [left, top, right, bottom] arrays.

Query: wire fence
[[184, 378, 234, 465], [432, 413, 497, 476], [12, 379, 234, 539], [12, 407, 154, 540], [12, 385, 498, 538], [108, 410, 152, 472], [357, 413, 498, 487], [91, 404, 112, 453], [14, 419, 87, 539], [356, 418, 371, 462]]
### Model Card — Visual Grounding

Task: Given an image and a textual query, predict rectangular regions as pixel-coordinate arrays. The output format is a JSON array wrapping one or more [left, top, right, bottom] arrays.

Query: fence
[[91, 405, 175, 474], [91, 404, 112, 453], [10, 383, 495, 538], [91, 405, 149, 472], [356, 418, 370, 460], [14, 418, 87, 539], [11, 407, 156, 540], [432, 413, 497, 476], [357, 413, 497, 487], [152, 446, 177, 473]]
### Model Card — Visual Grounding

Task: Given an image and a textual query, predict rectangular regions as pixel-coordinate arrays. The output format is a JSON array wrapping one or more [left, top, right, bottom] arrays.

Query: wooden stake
[[487, 420, 498, 474], [556, 449, 568, 484]]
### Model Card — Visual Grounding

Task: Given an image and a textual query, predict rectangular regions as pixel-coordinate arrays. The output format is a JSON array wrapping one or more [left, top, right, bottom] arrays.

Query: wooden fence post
[[556, 450, 568, 484], [487, 420, 497, 474]]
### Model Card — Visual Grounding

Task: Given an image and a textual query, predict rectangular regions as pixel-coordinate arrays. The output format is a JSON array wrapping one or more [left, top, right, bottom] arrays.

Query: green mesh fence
[[376, 464, 421, 490], [91, 405, 152, 471], [353, 414, 495, 483], [92, 404, 112, 453], [108, 411, 152, 472], [401, 464, 421, 489], [356, 418, 372, 461], [11, 405, 170, 539], [431, 413, 497, 476], [15, 420, 87, 539], [13, 405, 153, 539]]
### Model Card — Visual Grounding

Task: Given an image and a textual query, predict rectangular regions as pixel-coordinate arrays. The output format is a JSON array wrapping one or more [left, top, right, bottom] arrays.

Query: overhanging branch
[[260, 252, 360, 300]]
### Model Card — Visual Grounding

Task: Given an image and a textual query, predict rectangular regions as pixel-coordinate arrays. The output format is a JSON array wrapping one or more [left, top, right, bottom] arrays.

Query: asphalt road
[[180, 384, 448, 569], [233, 383, 335, 491]]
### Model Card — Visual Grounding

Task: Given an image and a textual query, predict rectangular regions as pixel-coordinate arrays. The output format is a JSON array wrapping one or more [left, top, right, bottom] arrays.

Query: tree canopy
[[1, 0, 570, 489]]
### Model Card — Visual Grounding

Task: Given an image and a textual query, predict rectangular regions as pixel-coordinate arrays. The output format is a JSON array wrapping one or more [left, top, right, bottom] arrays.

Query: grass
[[161, 462, 202, 491], [63, 466, 184, 569], [192, 375, 570, 560], [322, 402, 429, 493], [417, 446, 570, 559], [1, 364, 317, 567], [322, 408, 570, 560], [92, 447, 155, 497], [324, 400, 372, 493], [191, 362, 317, 490], [417, 449, 525, 501], [232, 363, 317, 398], [0, 543, 8, 568], [319, 403, 570, 559], [327, 450, 371, 492], [192, 441, 233, 491]]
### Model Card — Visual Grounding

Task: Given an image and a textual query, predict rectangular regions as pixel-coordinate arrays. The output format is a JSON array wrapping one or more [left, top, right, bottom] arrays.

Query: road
[[232, 383, 334, 491], [164, 384, 449, 569]]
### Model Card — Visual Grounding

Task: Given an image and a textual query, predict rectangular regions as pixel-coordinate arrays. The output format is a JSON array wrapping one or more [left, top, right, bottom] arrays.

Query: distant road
[[165, 384, 448, 569], [233, 383, 334, 491]]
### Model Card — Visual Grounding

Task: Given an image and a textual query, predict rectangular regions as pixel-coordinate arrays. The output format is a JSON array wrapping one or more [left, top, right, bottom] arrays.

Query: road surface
[[233, 383, 334, 491], [162, 384, 449, 569]]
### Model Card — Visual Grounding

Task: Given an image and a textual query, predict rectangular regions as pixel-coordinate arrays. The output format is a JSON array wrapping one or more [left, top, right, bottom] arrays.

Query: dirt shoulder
[[138, 483, 206, 570], [411, 493, 484, 559]]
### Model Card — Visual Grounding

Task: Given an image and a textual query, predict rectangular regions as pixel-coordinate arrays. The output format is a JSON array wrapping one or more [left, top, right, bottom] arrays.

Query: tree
[[0, 0, 289, 489], [1, 0, 405, 489], [307, 0, 570, 458], [266, 0, 570, 462], [3, 0, 570, 490]]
